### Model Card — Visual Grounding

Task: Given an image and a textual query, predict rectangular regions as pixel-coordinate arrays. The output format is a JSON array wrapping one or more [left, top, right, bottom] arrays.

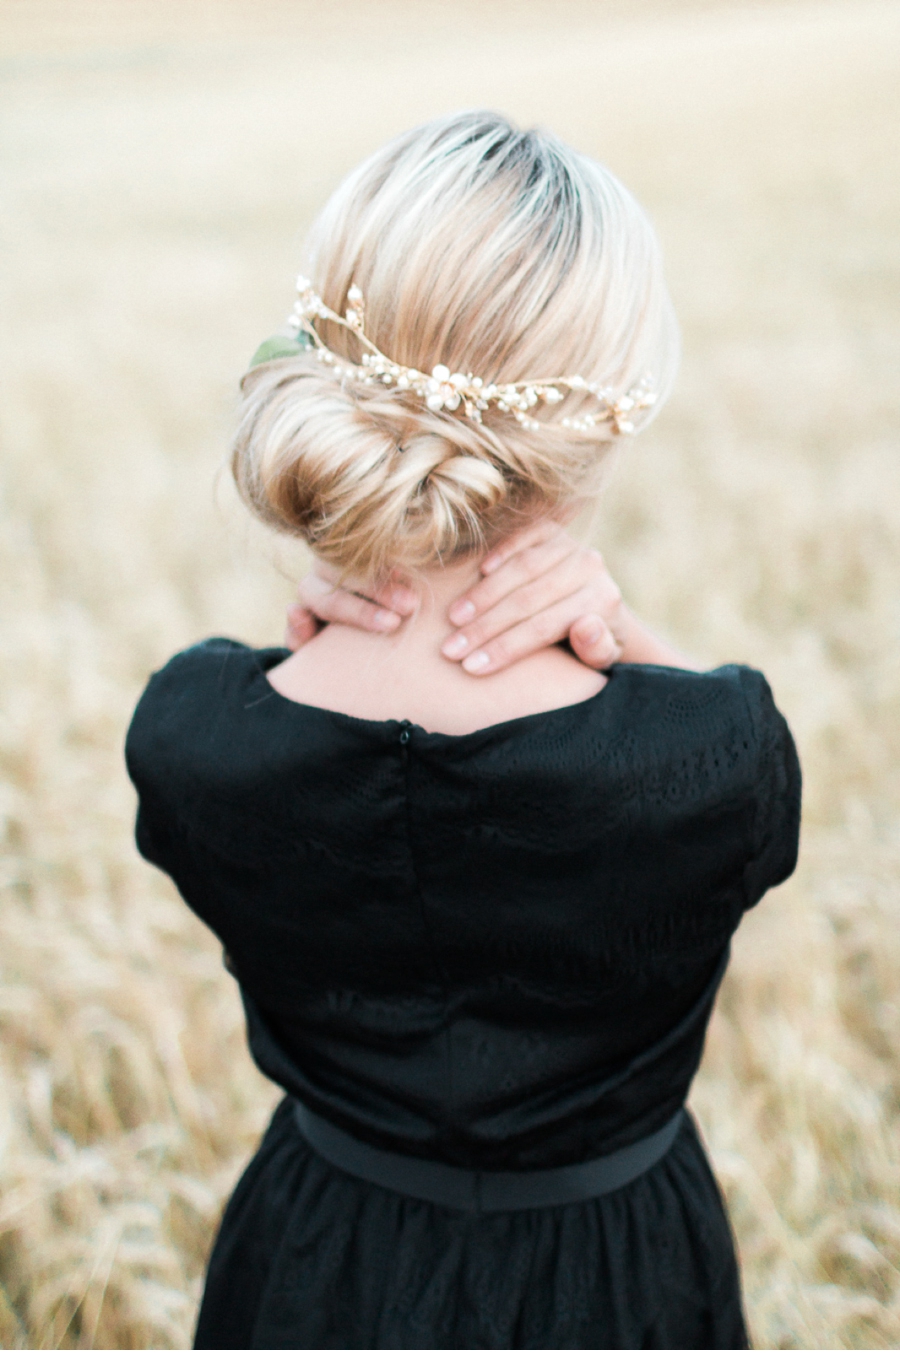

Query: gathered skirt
[[195, 1097, 748, 1350]]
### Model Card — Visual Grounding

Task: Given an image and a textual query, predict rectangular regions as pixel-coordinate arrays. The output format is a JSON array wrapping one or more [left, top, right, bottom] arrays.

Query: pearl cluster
[[286, 277, 656, 436]]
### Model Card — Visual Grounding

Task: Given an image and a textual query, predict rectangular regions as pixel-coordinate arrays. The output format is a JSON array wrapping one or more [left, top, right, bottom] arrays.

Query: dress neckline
[[249, 643, 620, 745]]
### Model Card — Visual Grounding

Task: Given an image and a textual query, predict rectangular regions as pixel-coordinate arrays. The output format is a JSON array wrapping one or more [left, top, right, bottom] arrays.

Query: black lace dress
[[125, 640, 800, 1350]]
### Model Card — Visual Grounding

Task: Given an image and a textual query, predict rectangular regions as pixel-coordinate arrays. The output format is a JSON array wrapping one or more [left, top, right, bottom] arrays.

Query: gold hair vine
[[282, 276, 656, 435]]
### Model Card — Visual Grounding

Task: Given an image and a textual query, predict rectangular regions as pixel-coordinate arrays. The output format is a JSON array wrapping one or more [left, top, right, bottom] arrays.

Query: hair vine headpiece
[[276, 276, 656, 435]]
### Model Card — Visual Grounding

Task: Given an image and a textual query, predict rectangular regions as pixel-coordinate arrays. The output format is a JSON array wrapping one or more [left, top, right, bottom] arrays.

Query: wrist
[[616, 606, 699, 670]]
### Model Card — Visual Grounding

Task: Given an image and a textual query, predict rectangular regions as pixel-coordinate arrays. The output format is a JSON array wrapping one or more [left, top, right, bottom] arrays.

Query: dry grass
[[1, 0, 899, 1345]]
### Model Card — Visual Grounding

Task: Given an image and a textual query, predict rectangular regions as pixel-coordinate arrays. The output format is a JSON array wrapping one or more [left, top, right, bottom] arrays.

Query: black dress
[[125, 639, 800, 1350]]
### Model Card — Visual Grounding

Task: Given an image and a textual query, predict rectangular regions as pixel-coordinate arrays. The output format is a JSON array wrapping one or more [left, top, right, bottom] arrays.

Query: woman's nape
[[285, 520, 699, 682], [267, 534, 606, 735]]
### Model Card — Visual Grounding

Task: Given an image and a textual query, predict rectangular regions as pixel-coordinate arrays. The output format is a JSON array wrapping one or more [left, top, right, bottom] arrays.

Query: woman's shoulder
[[129, 636, 275, 722], [125, 638, 281, 788], [605, 661, 799, 821], [609, 661, 800, 905], [609, 661, 790, 754], [615, 657, 773, 707], [137, 635, 274, 690]]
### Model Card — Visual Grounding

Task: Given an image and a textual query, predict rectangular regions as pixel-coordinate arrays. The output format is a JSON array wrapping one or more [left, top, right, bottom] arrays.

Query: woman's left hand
[[285, 522, 627, 674]]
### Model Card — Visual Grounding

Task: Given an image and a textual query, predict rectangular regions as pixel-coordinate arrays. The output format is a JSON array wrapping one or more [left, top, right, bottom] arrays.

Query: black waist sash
[[292, 1100, 685, 1212]]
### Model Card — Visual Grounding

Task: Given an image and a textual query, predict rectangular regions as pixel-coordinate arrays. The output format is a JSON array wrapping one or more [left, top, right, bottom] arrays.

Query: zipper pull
[[398, 719, 412, 746]]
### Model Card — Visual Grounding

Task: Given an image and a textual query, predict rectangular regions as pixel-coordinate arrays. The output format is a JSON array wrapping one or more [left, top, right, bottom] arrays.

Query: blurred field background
[[1, 0, 899, 1346]]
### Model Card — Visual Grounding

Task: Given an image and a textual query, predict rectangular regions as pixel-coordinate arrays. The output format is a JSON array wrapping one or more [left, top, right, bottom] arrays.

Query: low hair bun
[[233, 357, 520, 580]]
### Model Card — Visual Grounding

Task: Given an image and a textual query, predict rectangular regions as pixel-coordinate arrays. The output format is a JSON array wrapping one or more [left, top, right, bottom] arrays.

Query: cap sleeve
[[125, 637, 257, 873], [737, 668, 802, 909]]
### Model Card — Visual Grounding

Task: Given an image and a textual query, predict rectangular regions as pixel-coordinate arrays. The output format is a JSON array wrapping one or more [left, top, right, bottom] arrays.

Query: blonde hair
[[233, 111, 679, 580]]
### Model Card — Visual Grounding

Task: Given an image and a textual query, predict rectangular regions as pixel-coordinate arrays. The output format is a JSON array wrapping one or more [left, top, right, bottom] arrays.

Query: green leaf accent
[[249, 333, 314, 367]]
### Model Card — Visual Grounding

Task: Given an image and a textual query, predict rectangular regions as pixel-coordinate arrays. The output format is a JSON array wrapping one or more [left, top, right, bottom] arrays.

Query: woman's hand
[[437, 526, 696, 671], [285, 566, 417, 649], [285, 523, 627, 673], [440, 522, 626, 674]]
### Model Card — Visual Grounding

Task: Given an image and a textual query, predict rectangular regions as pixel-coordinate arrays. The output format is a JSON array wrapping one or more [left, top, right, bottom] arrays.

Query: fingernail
[[442, 633, 469, 658], [462, 650, 490, 673], [373, 609, 400, 631], [448, 600, 476, 625], [581, 623, 603, 645]]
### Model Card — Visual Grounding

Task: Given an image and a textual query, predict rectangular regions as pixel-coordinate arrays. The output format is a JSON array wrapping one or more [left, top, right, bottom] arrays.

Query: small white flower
[[427, 365, 463, 411]]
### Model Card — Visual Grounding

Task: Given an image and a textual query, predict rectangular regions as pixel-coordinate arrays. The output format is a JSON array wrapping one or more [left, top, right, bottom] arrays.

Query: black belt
[[292, 1101, 684, 1212]]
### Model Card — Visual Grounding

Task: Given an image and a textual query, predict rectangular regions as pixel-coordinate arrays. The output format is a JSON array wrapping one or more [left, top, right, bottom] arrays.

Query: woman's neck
[[267, 555, 605, 735], [384, 557, 486, 644]]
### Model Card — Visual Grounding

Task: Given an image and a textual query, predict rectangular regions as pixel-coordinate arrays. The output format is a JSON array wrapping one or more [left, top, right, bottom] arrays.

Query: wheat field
[[1, 1, 899, 1346]]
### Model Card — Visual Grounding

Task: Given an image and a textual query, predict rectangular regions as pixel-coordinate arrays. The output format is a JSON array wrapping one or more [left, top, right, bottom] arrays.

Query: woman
[[126, 111, 800, 1349]]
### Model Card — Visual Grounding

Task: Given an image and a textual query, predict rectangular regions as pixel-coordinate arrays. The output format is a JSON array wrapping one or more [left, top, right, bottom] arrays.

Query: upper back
[[126, 639, 799, 995], [266, 617, 606, 735]]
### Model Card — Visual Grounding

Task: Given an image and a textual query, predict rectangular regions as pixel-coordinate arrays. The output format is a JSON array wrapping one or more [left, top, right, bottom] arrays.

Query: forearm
[[615, 606, 700, 670]]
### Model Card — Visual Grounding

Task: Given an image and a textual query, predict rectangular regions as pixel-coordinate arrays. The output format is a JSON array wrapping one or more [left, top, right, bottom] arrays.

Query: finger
[[284, 605, 320, 651], [448, 534, 580, 627], [298, 575, 402, 632], [479, 519, 565, 576], [299, 568, 417, 619], [568, 614, 622, 670], [359, 577, 418, 617], [443, 551, 603, 657], [458, 593, 599, 675]]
